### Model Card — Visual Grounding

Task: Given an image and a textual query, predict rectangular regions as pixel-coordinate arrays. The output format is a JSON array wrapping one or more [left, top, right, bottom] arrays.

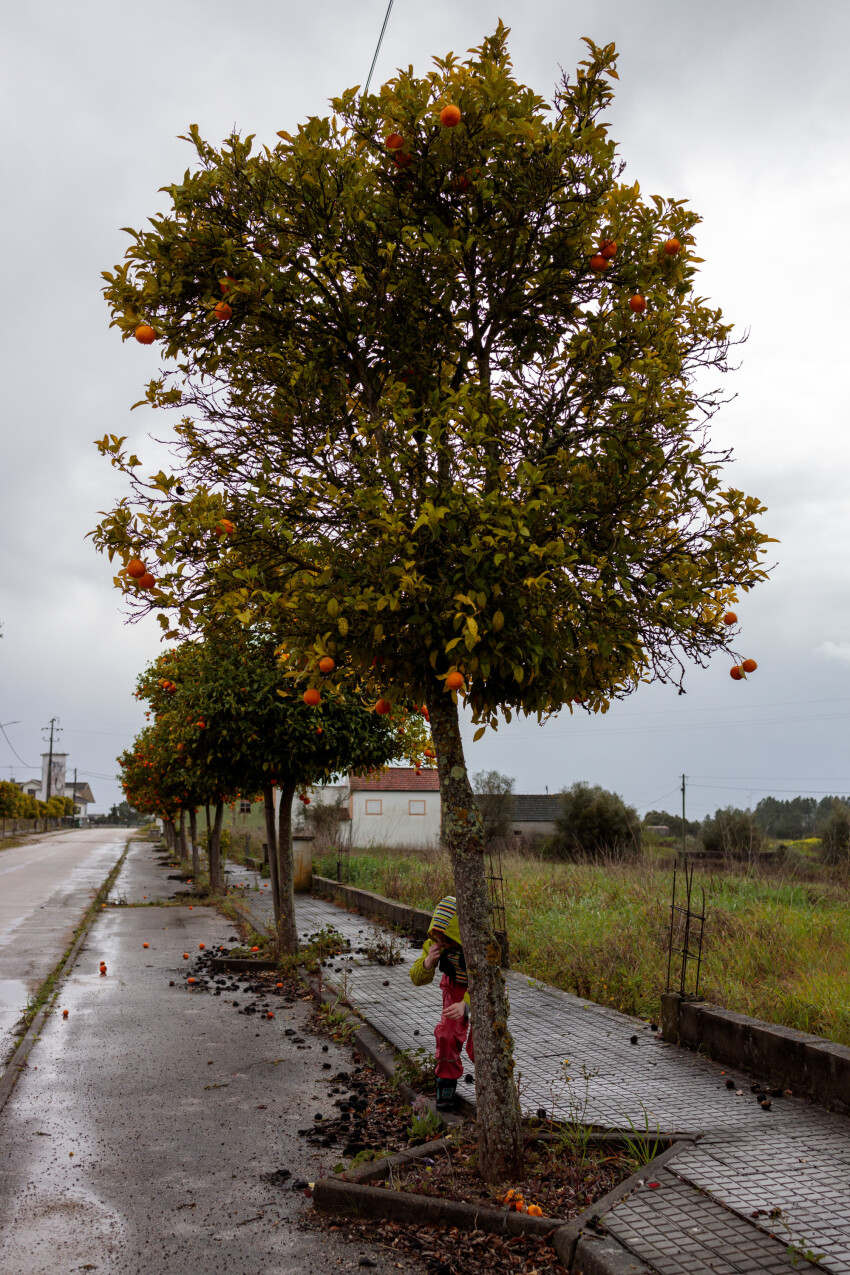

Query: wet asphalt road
[[0, 828, 131, 1061], [0, 841, 415, 1274]]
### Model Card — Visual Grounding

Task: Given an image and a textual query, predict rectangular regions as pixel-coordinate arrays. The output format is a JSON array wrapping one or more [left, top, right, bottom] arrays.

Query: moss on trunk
[[425, 683, 524, 1184]]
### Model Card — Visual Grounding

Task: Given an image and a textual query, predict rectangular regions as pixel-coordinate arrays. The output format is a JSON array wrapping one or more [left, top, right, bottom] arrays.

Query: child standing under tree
[[409, 895, 474, 1111]]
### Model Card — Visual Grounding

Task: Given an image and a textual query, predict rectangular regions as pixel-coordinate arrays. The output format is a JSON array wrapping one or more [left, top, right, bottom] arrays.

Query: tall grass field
[[314, 848, 850, 1047]]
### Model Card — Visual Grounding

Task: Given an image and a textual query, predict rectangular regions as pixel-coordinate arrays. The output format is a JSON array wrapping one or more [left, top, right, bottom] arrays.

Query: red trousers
[[434, 975, 474, 1080]]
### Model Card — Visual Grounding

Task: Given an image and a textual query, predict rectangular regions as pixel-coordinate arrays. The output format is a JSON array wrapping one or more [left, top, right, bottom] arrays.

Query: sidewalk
[[235, 872, 850, 1274]]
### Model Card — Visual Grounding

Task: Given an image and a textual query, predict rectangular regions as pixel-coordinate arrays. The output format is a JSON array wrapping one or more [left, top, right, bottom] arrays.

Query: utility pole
[[42, 717, 60, 800], [681, 773, 687, 864], [73, 766, 77, 816]]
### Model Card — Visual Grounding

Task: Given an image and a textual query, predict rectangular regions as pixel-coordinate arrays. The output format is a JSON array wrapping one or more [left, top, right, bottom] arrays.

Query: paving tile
[[232, 881, 850, 1274]]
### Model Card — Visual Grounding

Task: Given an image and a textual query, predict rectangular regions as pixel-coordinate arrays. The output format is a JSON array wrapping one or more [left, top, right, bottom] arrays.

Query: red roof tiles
[[349, 767, 440, 793]]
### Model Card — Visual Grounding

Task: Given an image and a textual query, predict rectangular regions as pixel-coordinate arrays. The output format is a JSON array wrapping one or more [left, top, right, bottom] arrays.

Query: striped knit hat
[[429, 896, 457, 937]]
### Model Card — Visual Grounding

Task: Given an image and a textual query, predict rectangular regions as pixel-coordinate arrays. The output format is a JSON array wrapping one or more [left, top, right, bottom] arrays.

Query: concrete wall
[[662, 992, 850, 1116], [349, 789, 441, 849]]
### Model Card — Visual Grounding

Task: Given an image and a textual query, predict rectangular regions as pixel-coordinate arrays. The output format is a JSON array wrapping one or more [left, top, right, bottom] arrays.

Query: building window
[[239, 800, 252, 814], [409, 799, 426, 816], [365, 798, 382, 815]]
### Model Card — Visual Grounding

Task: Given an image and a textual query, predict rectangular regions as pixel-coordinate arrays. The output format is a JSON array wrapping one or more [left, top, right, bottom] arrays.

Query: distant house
[[14, 756, 94, 818], [508, 794, 562, 842], [348, 768, 441, 849]]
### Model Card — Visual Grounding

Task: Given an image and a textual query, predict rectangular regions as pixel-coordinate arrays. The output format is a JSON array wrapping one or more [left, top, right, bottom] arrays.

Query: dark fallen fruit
[[413, 1029, 419, 1036], [726, 1079, 735, 1089], [291, 1178, 309, 1190], [760, 1099, 772, 1110], [465, 1074, 474, 1084], [650, 1023, 658, 1031], [630, 1035, 638, 1045], [536, 1107, 547, 1120], [322, 1044, 329, 1052]]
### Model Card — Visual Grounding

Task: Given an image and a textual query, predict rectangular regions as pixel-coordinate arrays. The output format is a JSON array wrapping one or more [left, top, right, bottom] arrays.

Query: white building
[[15, 754, 94, 816], [348, 768, 441, 849]]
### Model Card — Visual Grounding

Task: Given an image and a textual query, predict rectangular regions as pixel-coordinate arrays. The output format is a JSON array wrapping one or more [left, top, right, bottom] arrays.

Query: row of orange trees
[[94, 28, 769, 1180], [120, 626, 428, 944]]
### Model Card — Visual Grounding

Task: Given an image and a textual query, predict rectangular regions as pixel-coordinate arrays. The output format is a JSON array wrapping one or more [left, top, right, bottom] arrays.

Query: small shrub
[[819, 800, 850, 864], [547, 782, 642, 861]]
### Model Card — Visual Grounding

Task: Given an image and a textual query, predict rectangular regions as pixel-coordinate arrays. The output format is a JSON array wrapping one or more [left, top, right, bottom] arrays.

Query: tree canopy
[[94, 26, 771, 1182]]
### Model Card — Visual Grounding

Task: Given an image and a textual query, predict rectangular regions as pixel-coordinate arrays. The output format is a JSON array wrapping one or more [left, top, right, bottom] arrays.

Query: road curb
[[0, 838, 131, 1118]]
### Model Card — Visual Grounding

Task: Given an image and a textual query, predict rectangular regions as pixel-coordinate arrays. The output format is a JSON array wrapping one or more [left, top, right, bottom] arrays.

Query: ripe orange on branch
[[375, 698, 391, 716], [741, 658, 757, 673], [385, 133, 404, 150], [599, 240, 617, 259], [318, 656, 335, 673], [126, 558, 146, 578], [664, 238, 681, 256], [723, 611, 737, 626], [214, 301, 232, 321], [629, 295, 646, 314], [589, 254, 609, 272], [445, 671, 465, 691], [138, 573, 156, 590], [303, 688, 321, 707], [134, 324, 156, 344], [440, 104, 461, 127], [730, 666, 743, 681]]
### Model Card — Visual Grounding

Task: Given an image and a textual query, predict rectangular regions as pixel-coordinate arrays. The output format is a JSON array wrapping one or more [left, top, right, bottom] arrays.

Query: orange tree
[[135, 627, 429, 948], [94, 28, 771, 1179], [118, 721, 198, 854]]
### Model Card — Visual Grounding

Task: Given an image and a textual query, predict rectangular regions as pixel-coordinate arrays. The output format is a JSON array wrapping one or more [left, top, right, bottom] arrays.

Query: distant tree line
[[470, 775, 850, 865]]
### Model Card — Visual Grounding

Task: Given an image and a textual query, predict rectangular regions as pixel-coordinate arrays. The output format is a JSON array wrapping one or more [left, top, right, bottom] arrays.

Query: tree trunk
[[163, 819, 175, 853], [275, 779, 299, 956], [189, 808, 200, 880], [178, 809, 188, 864], [263, 783, 281, 925], [208, 802, 224, 893], [425, 684, 524, 1183], [204, 804, 211, 878]]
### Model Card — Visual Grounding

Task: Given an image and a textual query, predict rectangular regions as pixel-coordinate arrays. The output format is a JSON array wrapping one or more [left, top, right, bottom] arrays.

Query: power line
[[0, 721, 34, 769], [363, 0, 395, 97], [688, 782, 850, 796]]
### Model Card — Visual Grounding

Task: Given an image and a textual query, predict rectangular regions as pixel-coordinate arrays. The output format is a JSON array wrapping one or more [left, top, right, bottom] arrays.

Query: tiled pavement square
[[231, 879, 850, 1274]]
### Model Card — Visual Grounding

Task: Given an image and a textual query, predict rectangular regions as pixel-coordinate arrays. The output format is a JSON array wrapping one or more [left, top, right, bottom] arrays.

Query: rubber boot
[[436, 1079, 457, 1112]]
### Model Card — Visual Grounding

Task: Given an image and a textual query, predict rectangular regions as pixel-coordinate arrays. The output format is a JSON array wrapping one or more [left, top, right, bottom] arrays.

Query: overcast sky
[[1, 1, 849, 817]]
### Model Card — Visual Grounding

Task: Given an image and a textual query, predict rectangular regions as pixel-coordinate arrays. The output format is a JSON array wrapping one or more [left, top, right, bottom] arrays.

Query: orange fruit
[[214, 518, 234, 536], [599, 240, 617, 259], [134, 324, 156, 344], [723, 611, 737, 626], [62, 1009, 69, 1018], [375, 698, 392, 716], [393, 152, 412, 169], [440, 104, 461, 127], [730, 666, 743, 681], [445, 671, 464, 691], [197, 720, 205, 729], [385, 133, 403, 150], [452, 173, 470, 193], [198, 943, 205, 950], [126, 558, 146, 578], [589, 254, 609, 272], [742, 658, 757, 673], [318, 656, 335, 673], [303, 688, 321, 706], [276, 982, 283, 988], [100, 967, 107, 976], [138, 573, 156, 589], [251, 945, 260, 953], [629, 295, 647, 314], [187, 977, 196, 985], [143, 942, 149, 949], [664, 238, 681, 255], [183, 953, 189, 959], [266, 1011, 274, 1019], [214, 301, 233, 321], [527, 1204, 543, 1216], [219, 276, 236, 293]]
